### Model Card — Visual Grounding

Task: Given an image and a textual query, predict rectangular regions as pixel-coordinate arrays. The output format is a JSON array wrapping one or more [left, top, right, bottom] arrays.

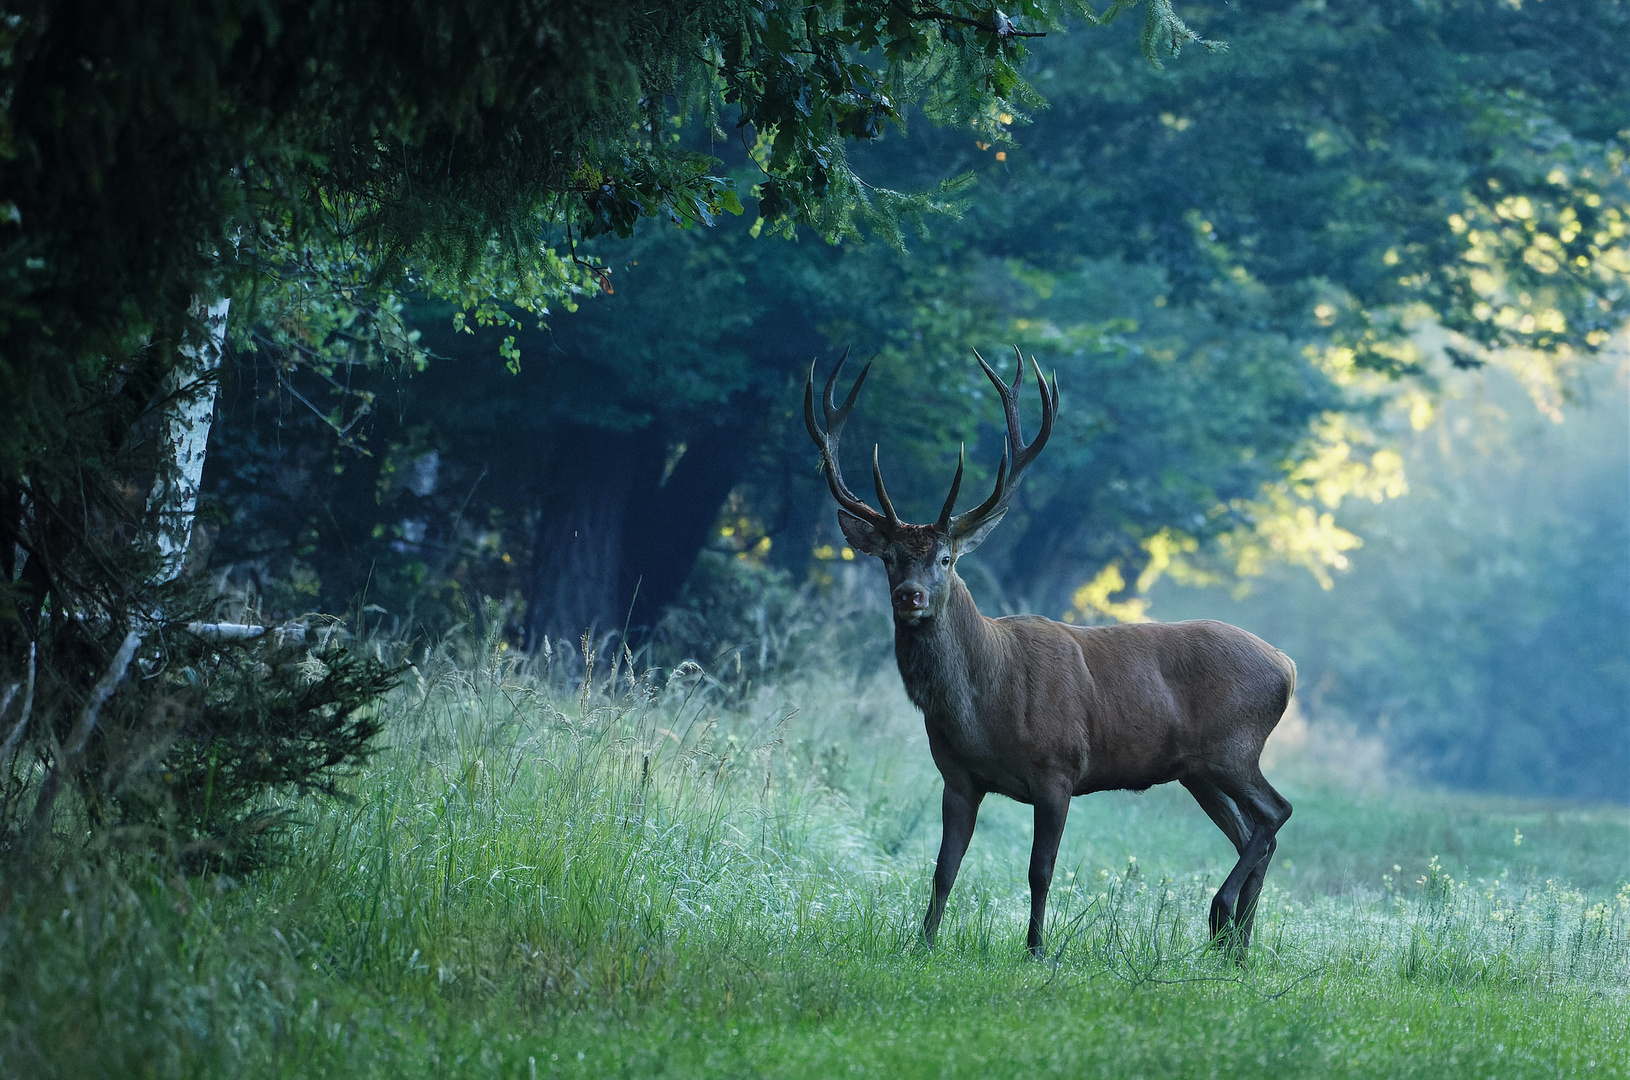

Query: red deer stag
[[805, 348, 1295, 958]]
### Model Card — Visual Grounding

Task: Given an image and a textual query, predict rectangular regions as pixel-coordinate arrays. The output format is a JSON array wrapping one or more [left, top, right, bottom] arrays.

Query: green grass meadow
[[4, 640, 1627, 1078]]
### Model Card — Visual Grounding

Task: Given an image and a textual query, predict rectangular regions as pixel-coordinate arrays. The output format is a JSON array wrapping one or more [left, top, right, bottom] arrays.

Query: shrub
[[1, 621, 398, 869]]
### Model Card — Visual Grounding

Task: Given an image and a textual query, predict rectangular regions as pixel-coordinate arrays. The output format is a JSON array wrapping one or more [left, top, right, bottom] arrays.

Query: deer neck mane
[[892, 573, 995, 726]]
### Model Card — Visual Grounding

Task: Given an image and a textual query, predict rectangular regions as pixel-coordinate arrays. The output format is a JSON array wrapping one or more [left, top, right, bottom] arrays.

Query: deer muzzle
[[891, 583, 931, 620]]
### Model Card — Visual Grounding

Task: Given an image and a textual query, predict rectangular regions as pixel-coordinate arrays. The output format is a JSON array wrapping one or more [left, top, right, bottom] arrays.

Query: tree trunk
[[527, 428, 644, 650], [146, 297, 231, 584], [525, 396, 770, 653], [620, 400, 769, 629]]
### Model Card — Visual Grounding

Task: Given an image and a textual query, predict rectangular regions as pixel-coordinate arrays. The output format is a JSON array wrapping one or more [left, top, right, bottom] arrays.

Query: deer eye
[[940, 555, 951, 567]]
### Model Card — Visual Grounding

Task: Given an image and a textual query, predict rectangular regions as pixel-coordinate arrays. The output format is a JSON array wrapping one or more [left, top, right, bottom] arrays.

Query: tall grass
[[3, 623, 1627, 1077]]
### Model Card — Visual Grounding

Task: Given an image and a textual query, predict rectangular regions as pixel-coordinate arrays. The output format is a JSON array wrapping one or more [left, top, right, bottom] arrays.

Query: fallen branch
[[185, 622, 308, 645]]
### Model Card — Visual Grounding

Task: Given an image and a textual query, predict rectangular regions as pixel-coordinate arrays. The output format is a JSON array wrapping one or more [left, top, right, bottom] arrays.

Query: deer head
[[804, 347, 1059, 625]]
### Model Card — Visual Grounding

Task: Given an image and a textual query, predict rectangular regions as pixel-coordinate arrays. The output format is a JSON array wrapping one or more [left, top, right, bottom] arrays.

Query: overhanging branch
[[891, 2, 1047, 39]]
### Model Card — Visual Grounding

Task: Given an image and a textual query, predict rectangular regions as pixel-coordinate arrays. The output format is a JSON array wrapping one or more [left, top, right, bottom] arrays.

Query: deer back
[[903, 599, 1295, 801]]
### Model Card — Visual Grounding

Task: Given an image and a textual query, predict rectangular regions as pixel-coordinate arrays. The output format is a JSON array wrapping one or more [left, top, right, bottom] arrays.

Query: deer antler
[[807, 347, 1057, 540], [946, 346, 1058, 540], [804, 351, 899, 533]]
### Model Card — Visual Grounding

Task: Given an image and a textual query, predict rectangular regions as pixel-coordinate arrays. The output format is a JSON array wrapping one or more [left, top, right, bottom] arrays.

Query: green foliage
[[902, 0, 1630, 375], [0, 620, 399, 866], [205, 222, 1344, 635], [651, 549, 807, 678], [0, 0, 1103, 425], [214, 0, 1630, 622], [1153, 365, 1630, 801], [108, 637, 399, 869]]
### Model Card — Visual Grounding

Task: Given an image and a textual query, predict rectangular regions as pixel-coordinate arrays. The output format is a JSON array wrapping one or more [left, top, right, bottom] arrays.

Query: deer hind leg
[[923, 782, 984, 948], [1207, 770, 1292, 956], [1181, 777, 1252, 938], [1232, 835, 1278, 946]]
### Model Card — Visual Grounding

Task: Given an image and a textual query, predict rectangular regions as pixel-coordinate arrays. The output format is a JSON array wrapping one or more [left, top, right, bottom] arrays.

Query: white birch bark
[[146, 296, 231, 584], [185, 621, 307, 645], [144, 299, 307, 642]]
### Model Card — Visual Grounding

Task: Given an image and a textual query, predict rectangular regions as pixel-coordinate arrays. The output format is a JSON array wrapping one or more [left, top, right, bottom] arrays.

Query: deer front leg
[[1026, 789, 1071, 958], [923, 781, 983, 948]]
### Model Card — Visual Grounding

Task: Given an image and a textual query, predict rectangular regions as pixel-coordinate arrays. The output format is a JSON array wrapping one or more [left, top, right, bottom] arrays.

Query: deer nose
[[892, 584, 928, 611]]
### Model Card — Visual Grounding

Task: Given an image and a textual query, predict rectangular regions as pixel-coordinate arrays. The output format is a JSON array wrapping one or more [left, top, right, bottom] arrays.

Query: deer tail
[[1276, 650, 1298, 710]]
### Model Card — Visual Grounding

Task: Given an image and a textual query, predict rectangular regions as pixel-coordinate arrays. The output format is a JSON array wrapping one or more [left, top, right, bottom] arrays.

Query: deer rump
[[805, 347, 1296, 960]]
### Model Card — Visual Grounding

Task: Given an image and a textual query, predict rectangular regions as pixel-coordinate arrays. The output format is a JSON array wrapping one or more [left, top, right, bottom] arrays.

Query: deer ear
[[837, 510, 888, 556], [951, 510, 1007, 556]]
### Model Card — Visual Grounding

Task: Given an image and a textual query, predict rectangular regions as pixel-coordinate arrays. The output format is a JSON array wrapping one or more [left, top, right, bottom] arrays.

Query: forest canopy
[[202, 0, 1628, 628]]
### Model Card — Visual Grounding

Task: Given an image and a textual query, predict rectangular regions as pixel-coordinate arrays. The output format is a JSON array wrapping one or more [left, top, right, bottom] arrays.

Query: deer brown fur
[[805, 349, 1295, 959]]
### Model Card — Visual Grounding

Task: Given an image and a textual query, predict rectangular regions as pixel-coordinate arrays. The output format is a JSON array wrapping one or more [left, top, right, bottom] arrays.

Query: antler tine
[[803, 352, 893, 533], [1010, 351, 1057, 480], [973, 347, 1028, 467], [950, 450, 1008, 531], [949, 346, 1060, 539], [823, 347, 869, 431], [972, 347, 1007, 404], [872, 445, 902, 528], [935, 442, 965, 532], [803, 357, 826, 446]]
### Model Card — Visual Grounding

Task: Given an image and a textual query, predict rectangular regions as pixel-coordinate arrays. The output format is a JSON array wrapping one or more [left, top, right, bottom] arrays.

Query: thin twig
[[277, 372, 371, 441], [0, 641, 36, 767], [27, 629, 142, 844], [564, 223, 615, 293], [64, 629, 142, 762]]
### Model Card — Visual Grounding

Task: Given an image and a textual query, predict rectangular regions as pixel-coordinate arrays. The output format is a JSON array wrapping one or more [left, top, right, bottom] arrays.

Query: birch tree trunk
[[24, 299, 231, 844], [146, 297, 231, 584]]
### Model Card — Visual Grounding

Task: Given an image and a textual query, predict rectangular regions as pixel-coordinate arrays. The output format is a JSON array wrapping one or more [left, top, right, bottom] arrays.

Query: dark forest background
[[193, 4, 1629, 801]]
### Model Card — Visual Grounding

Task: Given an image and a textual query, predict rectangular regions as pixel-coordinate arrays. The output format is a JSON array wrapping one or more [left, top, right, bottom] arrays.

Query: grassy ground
[[3, 639, 1627, 1078]]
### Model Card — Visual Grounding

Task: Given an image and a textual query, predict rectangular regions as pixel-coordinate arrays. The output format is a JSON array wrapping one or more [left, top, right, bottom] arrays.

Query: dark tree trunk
[[526, 428, 646, 649], [620, 398, 769, 630], [525, 394, 771, 652]]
